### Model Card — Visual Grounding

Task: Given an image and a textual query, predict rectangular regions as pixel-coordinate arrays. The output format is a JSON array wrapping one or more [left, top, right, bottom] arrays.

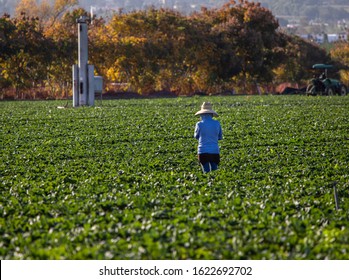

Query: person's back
[[195, 114, 222, 154], [194, 102, 223, 173]]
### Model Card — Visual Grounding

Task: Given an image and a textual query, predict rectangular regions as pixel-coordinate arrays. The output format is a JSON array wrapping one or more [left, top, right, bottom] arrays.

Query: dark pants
[[198, 153, 220, 173]]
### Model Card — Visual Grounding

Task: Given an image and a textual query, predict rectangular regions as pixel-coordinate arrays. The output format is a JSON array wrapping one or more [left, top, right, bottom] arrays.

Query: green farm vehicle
[[306, 64, 347, 96]]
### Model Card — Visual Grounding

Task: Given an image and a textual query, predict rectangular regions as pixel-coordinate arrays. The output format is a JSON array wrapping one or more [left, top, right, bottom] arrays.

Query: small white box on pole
[[94, 76, 103, 94]]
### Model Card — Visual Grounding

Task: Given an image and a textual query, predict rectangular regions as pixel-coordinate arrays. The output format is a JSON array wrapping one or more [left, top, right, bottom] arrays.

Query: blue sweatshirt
[[194, 114, 223, 154]]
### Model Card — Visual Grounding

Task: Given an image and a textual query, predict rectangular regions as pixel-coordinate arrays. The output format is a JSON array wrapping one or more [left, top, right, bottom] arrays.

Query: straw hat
[[195, 102, 218, 117]]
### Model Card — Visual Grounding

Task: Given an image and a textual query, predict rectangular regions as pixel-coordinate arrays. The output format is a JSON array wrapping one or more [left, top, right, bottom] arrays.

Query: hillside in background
[[82, 0, 349, 25], [260, 0, 349, 20], [260, 0, 349, 33]]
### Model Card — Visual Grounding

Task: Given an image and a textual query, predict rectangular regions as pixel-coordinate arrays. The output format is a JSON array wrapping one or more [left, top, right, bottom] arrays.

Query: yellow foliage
[[15, 0, 40, 18], [331, 42, 349, 85], [106, 67, 123, 82], [273, 66, 286, 77], [331, 42, 349, 66], [339, 70, 349, 86], [120, 36, 147, 46]]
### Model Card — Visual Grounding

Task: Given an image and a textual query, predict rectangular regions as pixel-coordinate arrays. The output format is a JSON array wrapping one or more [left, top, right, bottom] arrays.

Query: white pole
[[78, 16, 88, 106]]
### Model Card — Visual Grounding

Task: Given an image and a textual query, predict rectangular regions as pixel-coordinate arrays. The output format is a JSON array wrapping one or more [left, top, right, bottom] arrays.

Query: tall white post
[[78, 16, 88, 106], [72, 16, 96, 107]]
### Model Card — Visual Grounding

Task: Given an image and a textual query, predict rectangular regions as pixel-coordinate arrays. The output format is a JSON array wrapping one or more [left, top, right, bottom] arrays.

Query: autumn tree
[[202, 0, 283, 93], [330, 41, 349, 85], [100, 9, 155, 93], [272, 33, 331, 89], [102, 7, 218, 94], [1, 2, 80, 99], [0, 14, 15, 93], [0, 14, 54, 98]]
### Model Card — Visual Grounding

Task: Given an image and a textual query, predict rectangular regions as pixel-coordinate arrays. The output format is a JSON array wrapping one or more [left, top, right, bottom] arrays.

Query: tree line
[[1, 0, 348, 99]]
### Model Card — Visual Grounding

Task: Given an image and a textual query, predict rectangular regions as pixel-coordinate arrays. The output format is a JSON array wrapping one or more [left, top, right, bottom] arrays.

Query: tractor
[[306, 64, 347, 96]]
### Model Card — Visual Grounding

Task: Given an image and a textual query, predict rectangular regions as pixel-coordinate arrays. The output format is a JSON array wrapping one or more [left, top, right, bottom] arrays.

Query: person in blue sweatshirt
[[194, 102, 223, 173]]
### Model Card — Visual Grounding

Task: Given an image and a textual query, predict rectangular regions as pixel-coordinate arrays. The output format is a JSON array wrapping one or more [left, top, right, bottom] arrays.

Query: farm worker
[[194, 102, 223, 173]]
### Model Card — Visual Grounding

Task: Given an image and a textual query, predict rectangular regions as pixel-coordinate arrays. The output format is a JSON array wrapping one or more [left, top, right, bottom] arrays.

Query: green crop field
[[1, 95, 349, 260]]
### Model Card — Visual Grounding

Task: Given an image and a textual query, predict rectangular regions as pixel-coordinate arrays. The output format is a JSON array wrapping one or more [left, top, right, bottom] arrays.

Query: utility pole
[[72, 16, 95, 107]]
